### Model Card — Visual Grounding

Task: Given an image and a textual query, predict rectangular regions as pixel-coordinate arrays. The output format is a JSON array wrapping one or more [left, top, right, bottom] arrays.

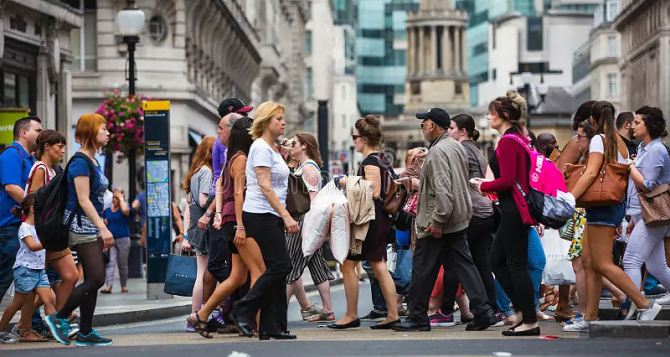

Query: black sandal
[[187, 312, 212, 339]]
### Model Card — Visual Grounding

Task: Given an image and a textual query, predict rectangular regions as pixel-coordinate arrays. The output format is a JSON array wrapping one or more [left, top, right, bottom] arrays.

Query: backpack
[[35, 152, 95, 251], [502, 134, 576, 229], [286, 161, 320, 218]]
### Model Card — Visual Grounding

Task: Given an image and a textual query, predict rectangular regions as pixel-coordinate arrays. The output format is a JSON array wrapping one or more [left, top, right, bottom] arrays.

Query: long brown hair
[[591, 101, 618, 163], [294, 132, 323, 167], [181, 136, 215, 193]]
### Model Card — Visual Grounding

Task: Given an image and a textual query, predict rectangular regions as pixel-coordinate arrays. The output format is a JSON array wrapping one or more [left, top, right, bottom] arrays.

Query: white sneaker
[[68, 323, 80, 338], [563, 319, 589, 332], [637, 303, 663, 321], [653, 294, 670, 305]]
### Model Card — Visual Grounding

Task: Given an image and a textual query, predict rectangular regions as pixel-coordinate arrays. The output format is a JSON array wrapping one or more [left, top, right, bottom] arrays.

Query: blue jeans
[[365, 248, 413, 312], [495, 227, 546, 315], [0, 224, 20, 303]]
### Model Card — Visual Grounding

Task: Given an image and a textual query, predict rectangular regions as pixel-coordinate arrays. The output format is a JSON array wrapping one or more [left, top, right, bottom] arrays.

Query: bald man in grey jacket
[[392, 108, 497, 332]]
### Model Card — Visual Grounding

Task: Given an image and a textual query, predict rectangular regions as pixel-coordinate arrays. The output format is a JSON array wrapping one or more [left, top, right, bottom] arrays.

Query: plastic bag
[[541, 228, 576, 285], [302, 181, 349, 260], [329, 199, 351, 264]]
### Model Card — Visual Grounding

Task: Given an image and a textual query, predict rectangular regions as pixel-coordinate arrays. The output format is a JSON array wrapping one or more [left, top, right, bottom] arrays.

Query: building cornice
[[612, 0, 649, 31], [8, 0, 83, 29]]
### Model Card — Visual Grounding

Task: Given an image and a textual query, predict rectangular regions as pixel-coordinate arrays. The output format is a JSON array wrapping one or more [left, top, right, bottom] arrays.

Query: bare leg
[[589, 226, 650, 309], [456, 293, 473, 320], [35, 287, 56, 316], [288, 277, 312, 310], [572, 257, 587, 315], [602, 277, 626, 303], [556, 285, 573, 315], [369, 260, 399, 323], [192, 255, 208, 314], [49, 254, 78, 310], [316, 281, 333, 313], [582, 226, 603, 321], [198, 254, 248, 321], [335, 260, 360, 324]]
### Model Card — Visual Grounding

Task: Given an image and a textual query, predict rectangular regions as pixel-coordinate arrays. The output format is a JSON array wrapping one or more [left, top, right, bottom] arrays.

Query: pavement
[[0, 266, 343, 327], [2, 282, 670, 356]]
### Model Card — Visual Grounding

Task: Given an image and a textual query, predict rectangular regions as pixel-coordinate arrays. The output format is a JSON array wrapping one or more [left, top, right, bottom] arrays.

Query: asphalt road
[[2, 281, 669, 356]]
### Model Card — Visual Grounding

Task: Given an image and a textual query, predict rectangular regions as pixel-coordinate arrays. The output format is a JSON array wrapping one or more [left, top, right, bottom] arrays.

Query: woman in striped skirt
[[285, 132, 335, 322]]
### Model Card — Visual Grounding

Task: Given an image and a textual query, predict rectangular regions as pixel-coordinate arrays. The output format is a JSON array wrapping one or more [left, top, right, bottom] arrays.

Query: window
[[607, 73, 618, 98], [606, 0, 619, 22], [526, 17, 543, 51], [455, 82, 463, 95], [149, 16, 168, 44], [607, 34, 617, 57], [492, 68, 497, 81], [305, 30, 312, 55], [305, 68, 313, 98], [70, 0, 97, 72]]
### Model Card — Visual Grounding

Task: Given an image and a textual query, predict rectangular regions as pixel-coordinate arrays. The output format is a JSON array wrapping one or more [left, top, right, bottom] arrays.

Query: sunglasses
[[351, 134, 361, 140]]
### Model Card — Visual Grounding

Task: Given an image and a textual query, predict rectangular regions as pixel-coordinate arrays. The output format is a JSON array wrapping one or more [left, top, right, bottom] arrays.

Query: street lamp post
[[116, 0, 145, 202], [509, 70, 557, 130]]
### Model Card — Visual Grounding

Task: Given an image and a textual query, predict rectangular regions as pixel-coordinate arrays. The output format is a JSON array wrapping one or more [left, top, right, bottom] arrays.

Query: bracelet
[[214, 212, 222, 216], [236, 226, 245, 231], [205, 211, 213, 218]]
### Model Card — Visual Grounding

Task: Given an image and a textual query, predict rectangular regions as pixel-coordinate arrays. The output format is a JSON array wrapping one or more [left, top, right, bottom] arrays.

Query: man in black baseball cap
[[415, 108, 451, 129], [217, 97, 253, 117], [393, 106, 498, 332]]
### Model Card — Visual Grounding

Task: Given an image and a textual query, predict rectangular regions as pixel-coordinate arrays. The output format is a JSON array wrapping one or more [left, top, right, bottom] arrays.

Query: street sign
[[0, 108, 30, 146], [142, 100, 172, 299]]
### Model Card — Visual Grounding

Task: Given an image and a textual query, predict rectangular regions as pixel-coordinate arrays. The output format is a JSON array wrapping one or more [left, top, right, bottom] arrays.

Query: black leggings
[[442, 215, 497, 313], [57, 239, 105, 334], [489, 199, 536, 323]]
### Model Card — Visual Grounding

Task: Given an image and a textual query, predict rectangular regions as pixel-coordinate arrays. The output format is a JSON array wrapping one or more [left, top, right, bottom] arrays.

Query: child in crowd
[[0, 193, 57, 342]]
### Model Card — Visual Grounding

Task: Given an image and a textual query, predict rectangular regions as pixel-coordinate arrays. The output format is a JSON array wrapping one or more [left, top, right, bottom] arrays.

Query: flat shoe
[[259, 331, 297, 340], [370, 319, 400, 330], [327, 319, 361, 329], [502, 326, 540, 336]]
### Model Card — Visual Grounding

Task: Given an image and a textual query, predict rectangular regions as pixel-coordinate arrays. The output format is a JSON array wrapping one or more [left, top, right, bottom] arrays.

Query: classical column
[[407, 26, 414, 75], [446, 26, 454, 74], [417, 26, 424, 75], [430, 25, 437, 73], [454, 26, 462, 73], [58, 56, 73, 136], [460, 27, 467, 74], [440, 25, 448, 74]]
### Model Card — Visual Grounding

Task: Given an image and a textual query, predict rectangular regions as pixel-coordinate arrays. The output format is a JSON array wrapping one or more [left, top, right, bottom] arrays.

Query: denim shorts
[[46, 266, 62, 285], [13, 266, 50, 293], [585, 200, 626, 227]]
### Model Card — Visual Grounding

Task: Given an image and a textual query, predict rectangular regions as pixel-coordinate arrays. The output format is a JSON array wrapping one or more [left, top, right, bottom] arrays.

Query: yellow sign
[[0, 108, 30, 145], [143, 100, 170, 111]]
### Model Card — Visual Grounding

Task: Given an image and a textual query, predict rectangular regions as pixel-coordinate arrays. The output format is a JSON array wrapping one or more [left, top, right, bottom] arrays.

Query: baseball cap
[[217, 98, 253, 117], [416, 108, 450, 129]]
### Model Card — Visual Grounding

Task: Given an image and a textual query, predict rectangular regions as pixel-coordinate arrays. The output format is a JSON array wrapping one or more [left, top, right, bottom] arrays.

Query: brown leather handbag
[[638, 184, 670, 227], [565, 162, 630, 208]]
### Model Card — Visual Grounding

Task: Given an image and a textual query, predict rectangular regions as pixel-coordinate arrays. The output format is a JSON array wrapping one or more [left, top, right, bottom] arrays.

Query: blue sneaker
[[45, 314, 71, 345], [74, 329, 112, 347]]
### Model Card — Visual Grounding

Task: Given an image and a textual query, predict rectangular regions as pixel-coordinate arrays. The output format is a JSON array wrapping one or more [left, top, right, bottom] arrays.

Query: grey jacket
[[415, 133, 473, 239]]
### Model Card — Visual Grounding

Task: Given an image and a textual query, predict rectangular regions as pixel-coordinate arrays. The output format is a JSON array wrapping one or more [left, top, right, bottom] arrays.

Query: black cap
[[416, 108, 450, 129], [217, 98, 253, 117]]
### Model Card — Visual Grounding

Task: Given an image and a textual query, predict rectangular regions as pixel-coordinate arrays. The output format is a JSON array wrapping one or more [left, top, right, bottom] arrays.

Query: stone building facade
[[613, 0, 670, 122], [405, 0, 469, 112], [0, 0, 82, 140], [70, 0, 307, 201]]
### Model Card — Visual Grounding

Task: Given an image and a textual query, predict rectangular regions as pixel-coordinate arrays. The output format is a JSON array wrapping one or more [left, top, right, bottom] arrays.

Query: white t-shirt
[[589, 135, 628, 164], [243, 139, 290, 216], [25, 161, 56, 195], [13, 223, 45, 270]]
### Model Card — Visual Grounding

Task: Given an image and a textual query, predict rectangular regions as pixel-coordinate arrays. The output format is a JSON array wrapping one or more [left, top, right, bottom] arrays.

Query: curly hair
[[635, 106, 667, 139]]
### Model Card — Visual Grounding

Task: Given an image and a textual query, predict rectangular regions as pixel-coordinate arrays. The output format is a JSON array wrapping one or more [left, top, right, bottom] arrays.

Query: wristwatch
[[205, 211, 213, 218]]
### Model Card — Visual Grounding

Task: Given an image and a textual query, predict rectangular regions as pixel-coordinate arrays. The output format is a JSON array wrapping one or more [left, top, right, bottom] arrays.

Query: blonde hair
[[249, 101, 285, 139], [75, 113, 107, 151]]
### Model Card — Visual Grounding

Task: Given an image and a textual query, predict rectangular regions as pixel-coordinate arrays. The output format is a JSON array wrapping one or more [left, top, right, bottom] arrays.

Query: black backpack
[[35, 152, 94, 251]]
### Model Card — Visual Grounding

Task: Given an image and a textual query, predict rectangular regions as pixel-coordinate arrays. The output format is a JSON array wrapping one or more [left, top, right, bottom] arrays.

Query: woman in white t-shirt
[[26, 130, 80, 317], [230, 101, 299, 340], [568, 101, 661, 331]]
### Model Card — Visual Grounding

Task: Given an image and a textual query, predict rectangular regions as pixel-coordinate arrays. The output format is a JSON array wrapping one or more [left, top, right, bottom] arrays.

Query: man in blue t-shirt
[[0, 116, 41, 302]]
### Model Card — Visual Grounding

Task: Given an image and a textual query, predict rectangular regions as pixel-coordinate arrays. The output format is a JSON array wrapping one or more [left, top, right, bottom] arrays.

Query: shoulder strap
[[2, 144, 27, 171], [501, 134, 532, 155]]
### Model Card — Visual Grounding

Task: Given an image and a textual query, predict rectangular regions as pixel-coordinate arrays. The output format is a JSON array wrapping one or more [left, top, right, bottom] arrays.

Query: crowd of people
[[0, 92, 668, 346]]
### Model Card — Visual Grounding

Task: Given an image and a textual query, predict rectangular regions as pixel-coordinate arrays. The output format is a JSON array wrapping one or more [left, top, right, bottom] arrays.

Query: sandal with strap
[[540, 289, 558, 311], [20, 329, 49, 342], [306, 311, 335, 322], [186, 312, 212, 339]]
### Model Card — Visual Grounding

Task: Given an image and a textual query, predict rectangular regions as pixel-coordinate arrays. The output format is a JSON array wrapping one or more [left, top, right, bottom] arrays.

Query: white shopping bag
[[541, 228, 576, 285], [302, 181, 350, 261]]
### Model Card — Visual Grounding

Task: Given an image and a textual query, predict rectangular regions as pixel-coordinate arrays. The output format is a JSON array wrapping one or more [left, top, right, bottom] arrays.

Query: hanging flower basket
[[95, 89, 147, 158]]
